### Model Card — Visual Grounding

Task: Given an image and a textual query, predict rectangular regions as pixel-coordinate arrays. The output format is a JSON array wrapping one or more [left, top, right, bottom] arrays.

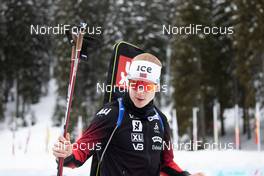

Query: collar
[[122, 93, 155, 118]]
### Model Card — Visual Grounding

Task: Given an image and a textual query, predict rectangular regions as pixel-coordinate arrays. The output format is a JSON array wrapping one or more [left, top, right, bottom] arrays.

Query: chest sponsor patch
[[132, 143, 144, 151], [152, 144, 162, 151], [154, 122, 160, 133], [152, 136, 162, 143], [147, 114, 160, 121], [131, 133, 144, 142], [129, 113, 140, 119], [132, 120, 143, 132]]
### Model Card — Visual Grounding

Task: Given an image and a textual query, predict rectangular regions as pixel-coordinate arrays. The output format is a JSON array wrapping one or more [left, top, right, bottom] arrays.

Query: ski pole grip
[[76, 23, 87, 51]]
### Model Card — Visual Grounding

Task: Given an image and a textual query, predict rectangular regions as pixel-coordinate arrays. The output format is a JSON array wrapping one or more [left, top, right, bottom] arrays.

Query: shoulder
[[154, 106, 172, 140], [154, 106, 171, 131], [154, 106, 168, 122], [94, 100, 119, 120]]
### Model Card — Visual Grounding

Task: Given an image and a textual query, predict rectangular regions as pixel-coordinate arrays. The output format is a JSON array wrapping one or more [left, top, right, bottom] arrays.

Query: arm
[[159, 114, 205, 176], [160, 114, 191, 176], [54, 102, 118, 168]]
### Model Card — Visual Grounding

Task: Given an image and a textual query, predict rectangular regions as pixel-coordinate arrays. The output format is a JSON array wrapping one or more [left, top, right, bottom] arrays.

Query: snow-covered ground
[[177, 150, 264, 176], [0, 79, 264, 176], [0, 79, 93, 176]]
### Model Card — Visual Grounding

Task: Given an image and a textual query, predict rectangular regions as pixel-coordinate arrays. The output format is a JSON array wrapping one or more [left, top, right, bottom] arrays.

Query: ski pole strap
[[117, 98, 125, 127], [154, 108, 164, 132]]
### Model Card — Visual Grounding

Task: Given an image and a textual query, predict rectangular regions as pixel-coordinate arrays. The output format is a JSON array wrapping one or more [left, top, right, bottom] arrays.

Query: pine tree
[[232, 0, 264, 139], [0, 1, 6, 120], [1, 0, 52, 124], [210, 0, 236, 136], [172, 0, 235, 139]]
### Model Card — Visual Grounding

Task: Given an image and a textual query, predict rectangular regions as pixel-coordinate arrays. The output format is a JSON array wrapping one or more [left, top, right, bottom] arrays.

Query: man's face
[[128, 80, 157, 108]]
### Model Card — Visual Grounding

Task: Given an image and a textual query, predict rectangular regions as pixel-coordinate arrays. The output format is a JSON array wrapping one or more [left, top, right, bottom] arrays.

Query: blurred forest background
[[0, 0, 264, 142]]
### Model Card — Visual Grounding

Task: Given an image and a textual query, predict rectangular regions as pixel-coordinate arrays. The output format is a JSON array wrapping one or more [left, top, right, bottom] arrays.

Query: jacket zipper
[[144, 120, 151, 172], [122, 169, 126, 176]]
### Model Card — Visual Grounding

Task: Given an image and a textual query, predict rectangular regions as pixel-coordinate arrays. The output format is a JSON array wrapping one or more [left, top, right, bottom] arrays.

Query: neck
[[123, 93, 154, 118]]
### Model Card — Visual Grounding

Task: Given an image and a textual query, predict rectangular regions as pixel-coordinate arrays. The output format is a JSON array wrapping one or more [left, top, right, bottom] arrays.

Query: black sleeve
[[63, 102, 119, 168]]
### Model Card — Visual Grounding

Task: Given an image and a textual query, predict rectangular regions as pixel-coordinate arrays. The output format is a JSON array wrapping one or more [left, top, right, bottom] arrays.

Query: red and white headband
[[127, 60, 161, 84]]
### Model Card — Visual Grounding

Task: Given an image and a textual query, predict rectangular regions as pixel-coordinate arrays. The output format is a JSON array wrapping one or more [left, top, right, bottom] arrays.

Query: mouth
[[135, 97, 145, 102]]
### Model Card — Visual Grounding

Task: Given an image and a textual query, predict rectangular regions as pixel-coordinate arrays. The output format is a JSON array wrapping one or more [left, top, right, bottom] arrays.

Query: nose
[[135, 88, 145, 96]]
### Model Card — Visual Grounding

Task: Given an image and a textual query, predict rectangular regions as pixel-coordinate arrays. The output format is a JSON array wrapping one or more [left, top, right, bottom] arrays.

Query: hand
[[191, 173, 206, 176], [53, 133, 73, 159]]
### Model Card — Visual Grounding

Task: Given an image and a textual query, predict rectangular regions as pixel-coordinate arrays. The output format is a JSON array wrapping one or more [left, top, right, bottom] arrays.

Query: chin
[[133, 100, 148, 108], [134, 103, 146, 108]]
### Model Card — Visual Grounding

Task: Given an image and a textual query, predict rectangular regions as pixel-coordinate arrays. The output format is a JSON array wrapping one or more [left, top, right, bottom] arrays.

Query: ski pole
[[57, 22, 87, 176]]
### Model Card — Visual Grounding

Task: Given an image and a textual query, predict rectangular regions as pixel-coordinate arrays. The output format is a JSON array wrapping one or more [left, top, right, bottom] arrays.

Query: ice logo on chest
[[132, 120, 143, 132]]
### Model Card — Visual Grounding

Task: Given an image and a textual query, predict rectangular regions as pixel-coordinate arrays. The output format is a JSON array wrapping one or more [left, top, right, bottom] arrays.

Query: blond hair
[[133, 53, 162, 67]]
